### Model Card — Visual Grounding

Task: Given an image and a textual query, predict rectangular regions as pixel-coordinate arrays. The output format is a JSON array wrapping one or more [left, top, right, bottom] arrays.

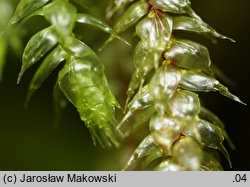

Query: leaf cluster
[[109, 0, 245, 170]]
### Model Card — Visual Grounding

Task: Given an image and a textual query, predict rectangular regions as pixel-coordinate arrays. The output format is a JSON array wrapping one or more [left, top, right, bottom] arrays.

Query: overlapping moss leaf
[[11, 0, 126, 147], [109, 0, 245, 170]]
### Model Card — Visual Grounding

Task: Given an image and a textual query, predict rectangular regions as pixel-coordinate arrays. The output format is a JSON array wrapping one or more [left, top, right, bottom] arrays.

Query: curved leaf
[[119, 85, 152, 128], [114, 1, 149, 34], [195, 120, 232, 167], [148, 0, 201, 20], [124, 135, 161, 170], [103, 1, 149, 47], [173, 16, 235, 42], [125, 106, 155, 137], [76, 13, 129, 45], [200, 107, 235, 149], [11, 0, 49, 24], [125, 72, 141, 109], [164, 39, 212, 74], [133, 41, 154, 92], [26, 46, 67, 105], [18, 27, 58, 83], [180, 70, 246, 105], [58, 55, 121, 147]]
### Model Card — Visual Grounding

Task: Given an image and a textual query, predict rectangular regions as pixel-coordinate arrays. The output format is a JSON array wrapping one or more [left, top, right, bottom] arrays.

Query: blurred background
[[0, 0, 249, 170]]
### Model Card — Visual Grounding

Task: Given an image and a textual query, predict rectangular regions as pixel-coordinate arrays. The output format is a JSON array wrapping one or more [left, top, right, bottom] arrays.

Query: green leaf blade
[[180, 70, 245, 104], [10, 0, 49, 24], [58, 55, 122, 147], [200, 107, 235, 149], [18, 27, 58, 83], [173, 16, 235, 42], [114, 1, 149, 34], [76, 13, 129, 46], [26, 46, 67, 105], [165, 39, 212, 74], [124, 135, 161, 170], [148, 0, 201, 19], [119, 85, 152, 128]]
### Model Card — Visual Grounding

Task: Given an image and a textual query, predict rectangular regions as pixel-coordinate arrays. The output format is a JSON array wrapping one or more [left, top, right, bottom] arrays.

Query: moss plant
[[108, 0, 245, 170], [3, 0, 245, 170]]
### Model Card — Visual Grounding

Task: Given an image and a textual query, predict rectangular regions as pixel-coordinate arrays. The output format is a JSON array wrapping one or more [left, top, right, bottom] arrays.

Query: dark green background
[[0, 0, 249, 170]]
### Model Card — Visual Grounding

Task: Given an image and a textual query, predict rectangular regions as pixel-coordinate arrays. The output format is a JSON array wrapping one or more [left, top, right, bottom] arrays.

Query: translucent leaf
[[150, 115, 182, 148], [125, 106, 155, 137], [76, 13, 129, 45], [103, 1, 149, 48], [140, 150, 162, 169], [113, 1, 149, 34], [124, 135, 161, 170], [26, 46, 67, 105], [167, 90, 200, 119], [125, 72, 141, 109], [127, 85, 152, 112], [136, 13, 172, 52], [10, 0, 49, 24], [200, 107, 235, 149], [173, 16, 235, 42], [133, 41, 155, 91], [0, 37, 7, 81], [195, 120, 232, 167], [180, 70, 246, 105], [119, 85, 152, 128], [148, 64, 181, 114], [43, 0, 77, 36], [172, 136, 203, 170], [148, 0, 201, 20], [58, 55, 121, 147], [18, 27, 58, 83], [164, 39, 212, 74]]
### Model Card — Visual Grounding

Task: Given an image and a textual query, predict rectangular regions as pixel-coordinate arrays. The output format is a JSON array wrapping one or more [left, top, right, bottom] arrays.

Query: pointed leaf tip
[[19, 27, 58, 84], [17, 67, 25, 84], [216, 83, 246, 105], [76, 13, 131, 48]]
